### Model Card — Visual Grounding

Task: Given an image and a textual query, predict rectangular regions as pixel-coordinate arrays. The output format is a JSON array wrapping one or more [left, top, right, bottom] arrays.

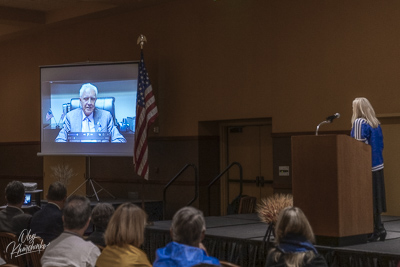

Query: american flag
[[46, 108, 54, 121], [134, 50, 158, 180]]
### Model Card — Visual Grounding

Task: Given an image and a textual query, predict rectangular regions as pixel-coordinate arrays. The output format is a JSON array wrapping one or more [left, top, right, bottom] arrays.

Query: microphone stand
[[315, 120, 331, 136]]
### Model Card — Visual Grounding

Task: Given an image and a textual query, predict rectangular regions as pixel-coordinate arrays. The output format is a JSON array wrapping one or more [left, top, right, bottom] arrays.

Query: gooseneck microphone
[[326, 113, 340, 123], [316, 113, 340, 135]]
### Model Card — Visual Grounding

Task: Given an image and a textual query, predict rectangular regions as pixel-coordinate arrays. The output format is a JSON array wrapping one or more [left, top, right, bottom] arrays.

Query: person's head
[[47, 182, 67, 207], [79, 83, 98, 117], [104, 202, 147, 248], [63, 195, 91, 232], [170, 206, 206, 247], [274, 206, 315, 244], [5, 181, 25, 206], [91, 203, 115, 231], [351, 97, 380, 128]]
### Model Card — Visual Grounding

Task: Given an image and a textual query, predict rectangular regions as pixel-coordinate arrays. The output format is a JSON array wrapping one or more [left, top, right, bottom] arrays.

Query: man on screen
[[55, 83, 126, 143]]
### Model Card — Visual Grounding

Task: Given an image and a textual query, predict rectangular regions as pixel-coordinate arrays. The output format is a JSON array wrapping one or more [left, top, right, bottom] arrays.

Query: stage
[[143, 213, 400, 267]]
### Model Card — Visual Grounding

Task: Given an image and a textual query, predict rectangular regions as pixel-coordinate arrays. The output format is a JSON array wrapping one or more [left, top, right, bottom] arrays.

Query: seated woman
[[265, 206, 328, 267], [153, 206, 220, 267], [95, 203, 152, 267], [86, 203, 115, 247]]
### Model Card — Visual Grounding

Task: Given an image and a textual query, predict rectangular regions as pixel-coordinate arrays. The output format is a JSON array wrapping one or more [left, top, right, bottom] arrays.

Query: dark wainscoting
[[1, 132, 353, 217], [0, 136, 220, 219], [89, 135, 221, 219]]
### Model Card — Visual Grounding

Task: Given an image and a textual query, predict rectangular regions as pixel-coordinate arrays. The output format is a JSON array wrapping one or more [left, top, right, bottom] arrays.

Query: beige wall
[[270, 1, 400, 133], [3, 1, 400, 139], [0, 0, 274, 142]]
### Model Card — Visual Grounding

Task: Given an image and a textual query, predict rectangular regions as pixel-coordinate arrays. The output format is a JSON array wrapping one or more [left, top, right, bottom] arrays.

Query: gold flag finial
[[137, 34, 147, 49]]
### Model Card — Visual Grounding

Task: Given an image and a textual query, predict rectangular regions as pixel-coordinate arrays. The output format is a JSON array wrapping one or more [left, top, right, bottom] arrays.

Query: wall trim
[[0, 141, 40, 146], [93, 177, 215, 186], [272, 130, 349, 138]]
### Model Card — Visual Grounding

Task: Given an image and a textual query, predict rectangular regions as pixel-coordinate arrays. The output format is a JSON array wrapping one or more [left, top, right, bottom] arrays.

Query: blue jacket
[[351, 118, 384, 171], [153, 241, 220, 267]]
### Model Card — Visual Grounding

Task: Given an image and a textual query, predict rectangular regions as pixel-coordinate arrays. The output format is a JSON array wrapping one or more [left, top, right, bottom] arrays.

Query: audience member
[[41, 195, 100, 267], [153, 206, 220, 267], [86, 202, 114, 247], [0, 180, 31, 235], [30, 182, 67, 244], [95, 202, 151, 267], [265, 206, 328, 267]]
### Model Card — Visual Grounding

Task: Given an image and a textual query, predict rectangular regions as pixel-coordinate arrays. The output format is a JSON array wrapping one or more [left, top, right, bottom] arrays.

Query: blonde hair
[[272, 207, 316, 267], [351, 97, 380, 128], [104, 203, 147, 248]]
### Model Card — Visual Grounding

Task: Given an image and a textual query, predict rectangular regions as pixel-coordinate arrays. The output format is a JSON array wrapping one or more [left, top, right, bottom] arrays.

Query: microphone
[[326, 113, 340, 123]]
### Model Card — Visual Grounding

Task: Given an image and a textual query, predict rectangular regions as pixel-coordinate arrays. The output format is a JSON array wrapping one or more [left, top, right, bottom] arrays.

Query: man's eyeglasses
[[82, 97, 96, 102]]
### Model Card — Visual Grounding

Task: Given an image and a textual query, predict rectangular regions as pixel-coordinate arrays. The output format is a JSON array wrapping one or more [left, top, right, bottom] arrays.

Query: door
[[221, 123, 274, 214]]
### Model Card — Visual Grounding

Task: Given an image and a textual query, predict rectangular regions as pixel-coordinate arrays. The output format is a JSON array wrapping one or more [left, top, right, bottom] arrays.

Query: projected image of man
[[55, 83, 126, 143]]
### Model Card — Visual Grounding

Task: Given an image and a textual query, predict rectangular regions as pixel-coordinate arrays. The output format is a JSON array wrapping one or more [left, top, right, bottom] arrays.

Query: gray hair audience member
[[41, 195, 100, 267], [0, 180, 31, 235], [87, 202, 115, 247], [30, 182, 67, 244], [153, 206, 220, 267]]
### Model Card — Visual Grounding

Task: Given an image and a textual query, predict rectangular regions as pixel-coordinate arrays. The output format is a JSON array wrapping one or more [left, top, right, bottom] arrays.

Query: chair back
[[70, 97, 117, 125], [238, 196, 257, 214], [0, 232, 26, 266], [27, 236, 45, 267]]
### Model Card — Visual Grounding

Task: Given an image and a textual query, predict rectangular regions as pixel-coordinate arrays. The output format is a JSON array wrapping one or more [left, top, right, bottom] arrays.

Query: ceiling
[[0, 0, 170, 42]]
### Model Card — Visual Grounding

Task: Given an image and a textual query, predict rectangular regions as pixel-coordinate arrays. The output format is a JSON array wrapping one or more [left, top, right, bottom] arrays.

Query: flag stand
[[134, 34, 158, 223]]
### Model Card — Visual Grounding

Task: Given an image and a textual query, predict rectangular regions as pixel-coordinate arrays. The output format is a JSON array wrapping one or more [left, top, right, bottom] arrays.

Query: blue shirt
[[351, 118, 384, 171], [153, 241, 220, 267]]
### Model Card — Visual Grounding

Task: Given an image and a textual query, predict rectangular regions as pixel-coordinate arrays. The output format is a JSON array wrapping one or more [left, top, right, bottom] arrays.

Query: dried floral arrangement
[[50, 164, 77, 187], [256, 193, 293, 225]]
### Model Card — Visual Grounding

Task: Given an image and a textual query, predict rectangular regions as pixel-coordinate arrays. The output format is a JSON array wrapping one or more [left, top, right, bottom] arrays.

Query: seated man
[[30, 182, 67, 244], [86, 202, 115, 247], [153, 206, 220, 267], [55, 83, 126, 143], [0, 181, 31, 235], [41, 195, 100, 267]]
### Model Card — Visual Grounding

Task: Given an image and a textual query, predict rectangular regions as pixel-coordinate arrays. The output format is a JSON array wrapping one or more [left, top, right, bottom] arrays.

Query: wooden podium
[[291, 134, 373, 246]]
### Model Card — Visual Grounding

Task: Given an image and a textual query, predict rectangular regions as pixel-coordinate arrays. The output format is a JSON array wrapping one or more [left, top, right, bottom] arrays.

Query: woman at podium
[[351, 97, 386, 241]]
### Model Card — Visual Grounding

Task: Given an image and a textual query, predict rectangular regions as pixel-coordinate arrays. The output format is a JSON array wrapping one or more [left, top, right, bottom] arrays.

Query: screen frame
[[38, 61, 139, 157]]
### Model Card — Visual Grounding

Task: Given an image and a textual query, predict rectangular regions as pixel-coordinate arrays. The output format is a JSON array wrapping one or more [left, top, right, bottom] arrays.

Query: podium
[[292, 134, 373, 246]]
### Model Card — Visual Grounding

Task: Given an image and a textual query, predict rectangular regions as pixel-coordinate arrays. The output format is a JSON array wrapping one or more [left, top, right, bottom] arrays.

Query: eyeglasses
[[82, 97, 96, 102]]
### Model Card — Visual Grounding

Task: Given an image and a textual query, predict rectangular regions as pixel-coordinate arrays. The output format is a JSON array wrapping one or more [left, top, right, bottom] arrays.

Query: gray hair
[[170, 206, 206, 247], [63, 195, 91, 230], [79, 83, 98, 97], [91, 203, 115, 230]]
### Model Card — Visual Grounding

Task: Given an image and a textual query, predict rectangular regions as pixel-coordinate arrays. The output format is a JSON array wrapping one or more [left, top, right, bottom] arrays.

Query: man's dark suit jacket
[[30, 203, 63, 244], [0, 206, 31, 235]]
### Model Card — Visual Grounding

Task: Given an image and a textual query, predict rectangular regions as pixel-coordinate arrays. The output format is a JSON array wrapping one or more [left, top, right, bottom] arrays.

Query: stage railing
[[207, 161, 243, 216], [163, 163, 198, 220]]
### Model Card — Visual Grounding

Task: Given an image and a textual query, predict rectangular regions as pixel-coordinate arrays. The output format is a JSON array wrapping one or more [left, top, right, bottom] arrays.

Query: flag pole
[[137, 34, 147, 213]]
